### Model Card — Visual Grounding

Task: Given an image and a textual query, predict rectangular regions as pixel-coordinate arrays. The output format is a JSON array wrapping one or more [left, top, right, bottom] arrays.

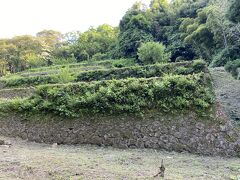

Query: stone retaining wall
[[0, 113, 239, 157]]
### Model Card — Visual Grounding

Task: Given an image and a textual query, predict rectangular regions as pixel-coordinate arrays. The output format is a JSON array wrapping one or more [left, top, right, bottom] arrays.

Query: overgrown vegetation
[[17, 58, 135, 74], [1, 0, 232, 120], [76, 60, 206, 81], [137, 42, 169, 65], [225, 59, 240, 79], [0, 73, 214, 117], [0, 60, 206, 88]]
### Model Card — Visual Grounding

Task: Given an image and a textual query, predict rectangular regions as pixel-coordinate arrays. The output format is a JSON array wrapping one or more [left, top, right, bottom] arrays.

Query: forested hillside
[[0, 0, 239, 77]]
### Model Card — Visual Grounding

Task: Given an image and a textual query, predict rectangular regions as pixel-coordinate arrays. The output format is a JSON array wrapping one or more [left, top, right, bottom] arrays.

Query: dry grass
[[0, 136, 239, 180]]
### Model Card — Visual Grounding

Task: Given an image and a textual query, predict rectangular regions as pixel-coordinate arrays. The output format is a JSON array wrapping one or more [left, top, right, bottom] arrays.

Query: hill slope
[[211, 67, 240, 123]]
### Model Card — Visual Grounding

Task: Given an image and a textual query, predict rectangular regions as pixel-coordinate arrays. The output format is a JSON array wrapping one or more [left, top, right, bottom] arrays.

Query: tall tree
[[166, 0, 209, 62], [0, 35, 47, 72], [149, 0, 172, 43], [71, 24, 118, 61], [118, 2, 153, 58]]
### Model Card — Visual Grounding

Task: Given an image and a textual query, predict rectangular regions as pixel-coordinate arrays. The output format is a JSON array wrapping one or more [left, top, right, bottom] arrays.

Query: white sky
[[0, 0, 150, 38]]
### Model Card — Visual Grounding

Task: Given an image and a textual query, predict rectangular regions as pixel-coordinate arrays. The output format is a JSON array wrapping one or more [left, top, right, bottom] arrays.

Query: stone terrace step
[[0, 87, 35, 100]]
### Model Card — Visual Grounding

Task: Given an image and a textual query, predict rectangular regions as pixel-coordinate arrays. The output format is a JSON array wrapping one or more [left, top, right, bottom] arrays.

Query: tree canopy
[[0, 0, 239, 75]]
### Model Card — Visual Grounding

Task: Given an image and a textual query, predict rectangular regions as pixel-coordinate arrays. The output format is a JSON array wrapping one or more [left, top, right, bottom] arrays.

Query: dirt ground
[[0, 136, 239, 180]]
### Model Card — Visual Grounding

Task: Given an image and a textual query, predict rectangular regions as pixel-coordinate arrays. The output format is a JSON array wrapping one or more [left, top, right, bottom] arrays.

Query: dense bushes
[[55, 67, 75, 83], [0, 73, 214, 117], [76, 60, 206, 81], [19, 58, 134, 74], [0, 60, 207, 88], [137, 42, 169, 65], [92, 53, 109, 61], [225, 59, 240, 79], [210, 46, 240, 67], [0, 56, 213, 119], [227, 0, 240, 23]]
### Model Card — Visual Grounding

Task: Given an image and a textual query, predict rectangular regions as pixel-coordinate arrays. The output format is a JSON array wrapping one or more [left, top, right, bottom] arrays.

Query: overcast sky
[[0, 0, 151, 38]]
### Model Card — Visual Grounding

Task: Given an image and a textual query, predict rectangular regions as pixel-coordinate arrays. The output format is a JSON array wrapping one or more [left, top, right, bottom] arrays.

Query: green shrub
[[77, 51, 89, 61], [137, 42, 169, 65], [92, 53, 109, 61], [0, 98, 34, 113], [3, 73, 214, 117], [54, 66, 75, 83], [192, 59, 207, 72], [225, 59, 240, 79], [27, 57, 47, 69], [210, 46, 240, 67]]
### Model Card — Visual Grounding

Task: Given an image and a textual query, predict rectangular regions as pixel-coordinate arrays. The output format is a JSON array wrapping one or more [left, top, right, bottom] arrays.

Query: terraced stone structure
[[0, 60, 239, 157], [0, 112, 240, 157]]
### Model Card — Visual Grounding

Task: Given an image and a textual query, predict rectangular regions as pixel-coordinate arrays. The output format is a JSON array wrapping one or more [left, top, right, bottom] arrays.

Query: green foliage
[[76, 51, 89, 61], [18, 59, 133, 74], [0, 98, 34, 113], [192, 59, 206, 71], [149, 0, 171, 44], [175, 0, 209, 18], [225, 59, 240, 79], [163, 0, 208, 62], [227, 0, 240, 23], [71, 24, 118, 61], [0, 0, 228, 122], [0, 30, 65, 73], [169, 0, 238, 65], [118, 2, 153, 58], [111, 58, 136, 68], [36, 30, 62, 48], [54, 66, 75, 83], [92, 53, 109, 61], [0, 36, 45, 73], [1, 61, 206, 88], [137, 42, 169, 65], [1, 0, 239, 74], [1, 75, 58, 88], [210, 46, 240, 67], [0, 61, 8, 76], [76, 61, 202, 82], [51, 57, 77, 65], [2, 73, 213, 117], [184, 23, 214, 61], [52, 45, 73, 59]]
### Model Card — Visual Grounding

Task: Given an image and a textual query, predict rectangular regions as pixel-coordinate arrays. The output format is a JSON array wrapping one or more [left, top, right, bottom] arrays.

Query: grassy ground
[[0, 136, 239, 180]]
